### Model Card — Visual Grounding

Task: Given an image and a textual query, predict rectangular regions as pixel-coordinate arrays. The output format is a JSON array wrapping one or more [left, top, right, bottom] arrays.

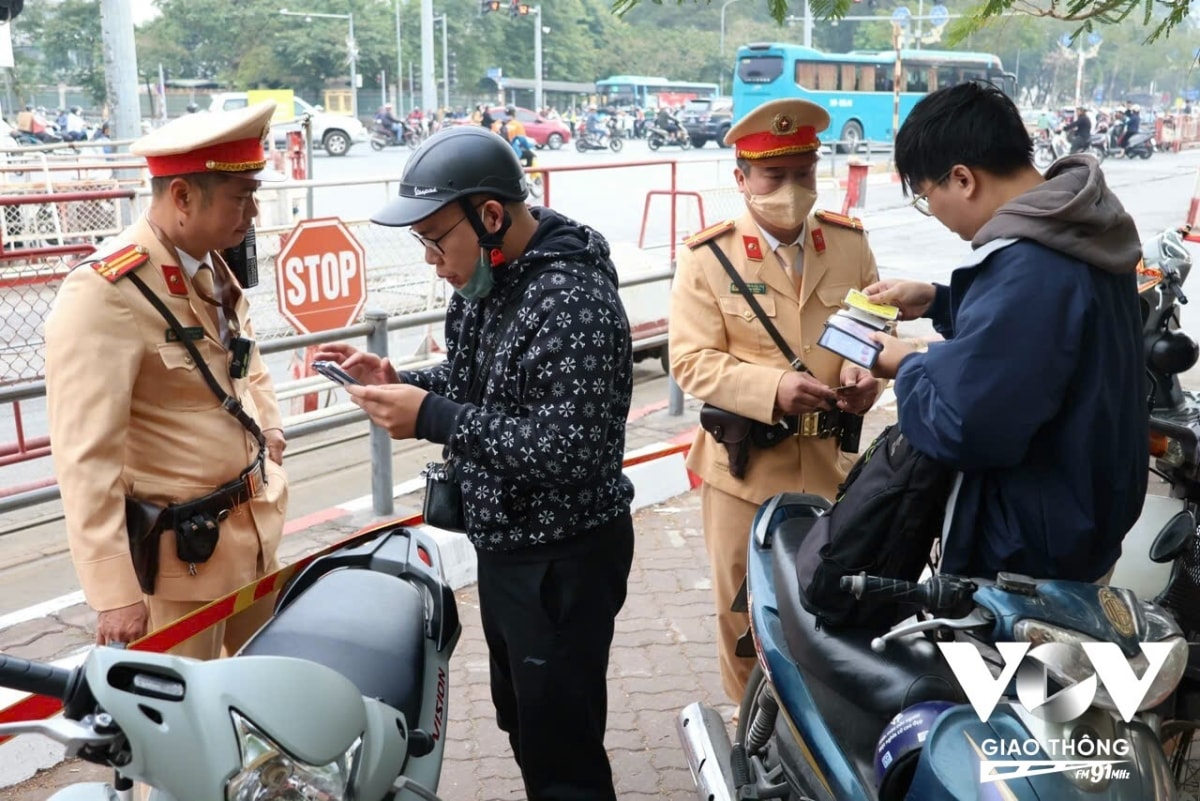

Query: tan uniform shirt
[[669, 209, 879, 504], [45, 217, 288, 612]]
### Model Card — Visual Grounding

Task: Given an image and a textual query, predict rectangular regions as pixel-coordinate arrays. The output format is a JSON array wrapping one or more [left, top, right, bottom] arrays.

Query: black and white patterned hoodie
[[404, 207, 635, 552]]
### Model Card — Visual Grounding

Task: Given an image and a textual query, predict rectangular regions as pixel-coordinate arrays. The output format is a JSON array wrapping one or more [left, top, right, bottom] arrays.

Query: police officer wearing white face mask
[[668, 98, 884, 708]]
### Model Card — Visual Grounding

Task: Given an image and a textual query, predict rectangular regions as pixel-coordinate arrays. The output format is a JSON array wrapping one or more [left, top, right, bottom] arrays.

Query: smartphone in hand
[[312, 360, 362, 386]]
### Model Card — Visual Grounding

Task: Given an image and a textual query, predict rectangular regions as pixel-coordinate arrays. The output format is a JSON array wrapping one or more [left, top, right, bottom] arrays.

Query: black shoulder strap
[[705, 240, 808, 373], [126, 272, 266, 448]]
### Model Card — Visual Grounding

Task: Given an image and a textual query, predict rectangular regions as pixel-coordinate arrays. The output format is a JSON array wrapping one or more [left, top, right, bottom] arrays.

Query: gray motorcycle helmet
[[372, 126, 529, 227]]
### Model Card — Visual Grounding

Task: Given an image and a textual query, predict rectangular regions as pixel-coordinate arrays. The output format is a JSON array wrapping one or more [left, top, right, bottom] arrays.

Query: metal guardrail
[[0, 268, 676, 518]]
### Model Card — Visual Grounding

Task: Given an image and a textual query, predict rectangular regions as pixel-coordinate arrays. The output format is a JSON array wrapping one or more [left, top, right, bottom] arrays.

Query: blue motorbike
[[678, 493, 1190, 801]]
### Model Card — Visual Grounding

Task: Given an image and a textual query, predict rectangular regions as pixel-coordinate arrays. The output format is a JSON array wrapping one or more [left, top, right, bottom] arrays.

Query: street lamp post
[[395, 0, 404, 113], [433, 13, 448, 110], [532, 6, 543, 113], [719, 0, 742, 96], [280, 8, 357, 119]]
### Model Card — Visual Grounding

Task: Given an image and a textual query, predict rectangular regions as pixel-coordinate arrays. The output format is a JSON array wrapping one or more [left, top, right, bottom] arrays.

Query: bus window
[[936, 65, 960, 89], [796, 61, 850, 90], [861, 65, 877, 92], [905, 66, 930, 93], [817, 63, 838, 90], [841, 63, 858, 91], [797, 62, 817, 89], [739, 55, 784, 84], [875, 69, 894, 92]]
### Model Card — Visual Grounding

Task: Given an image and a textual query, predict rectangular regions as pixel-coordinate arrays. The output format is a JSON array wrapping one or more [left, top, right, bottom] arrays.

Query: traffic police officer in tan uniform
[[669, 98, 883, 704], [45, 102, 288, 659]]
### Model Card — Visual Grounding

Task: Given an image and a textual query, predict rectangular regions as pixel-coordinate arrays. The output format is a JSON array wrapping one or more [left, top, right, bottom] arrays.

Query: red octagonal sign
[[276, 217, 367, 334]]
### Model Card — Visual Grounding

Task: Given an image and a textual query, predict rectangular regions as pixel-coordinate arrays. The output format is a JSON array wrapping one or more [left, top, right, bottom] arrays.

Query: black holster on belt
[[123, 450, 267, 594], [699, 404, 792, 480], [125, 496, 166, 595]]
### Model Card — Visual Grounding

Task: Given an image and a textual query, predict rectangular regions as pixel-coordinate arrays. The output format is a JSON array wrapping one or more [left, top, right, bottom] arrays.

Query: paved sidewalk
[[6, 395, 899, 800]]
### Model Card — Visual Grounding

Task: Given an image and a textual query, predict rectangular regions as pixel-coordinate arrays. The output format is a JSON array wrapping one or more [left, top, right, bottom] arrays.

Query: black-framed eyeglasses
[[410, 213, 471, 256], [409, 201, 488, 256], [910, 169, 954, 217]]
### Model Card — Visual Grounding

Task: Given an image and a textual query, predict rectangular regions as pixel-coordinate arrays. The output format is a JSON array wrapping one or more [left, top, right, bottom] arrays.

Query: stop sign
[[275, 217, 367, 334]]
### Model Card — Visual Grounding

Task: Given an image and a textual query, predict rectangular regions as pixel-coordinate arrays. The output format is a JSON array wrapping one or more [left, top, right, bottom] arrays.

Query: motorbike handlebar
[[840, 573, 978, 617], [0, 653, 73, 701]]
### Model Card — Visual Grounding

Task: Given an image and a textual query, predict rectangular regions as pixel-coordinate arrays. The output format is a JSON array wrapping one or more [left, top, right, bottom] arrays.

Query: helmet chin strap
[[461, 197, 512, 267]]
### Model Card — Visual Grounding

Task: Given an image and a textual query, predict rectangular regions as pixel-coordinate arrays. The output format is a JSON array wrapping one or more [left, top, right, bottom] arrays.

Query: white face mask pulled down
[[746, 182, 818, 232]]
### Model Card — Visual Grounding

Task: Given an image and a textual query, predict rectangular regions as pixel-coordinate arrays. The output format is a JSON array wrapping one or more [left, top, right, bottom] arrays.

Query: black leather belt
[[164, 449, 267, 529]]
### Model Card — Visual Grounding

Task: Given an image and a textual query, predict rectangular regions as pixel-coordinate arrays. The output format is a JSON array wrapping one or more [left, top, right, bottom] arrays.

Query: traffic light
[[449, 52, 458, 86], [508, 0, 529, 17], [481, 0, 500, 13]]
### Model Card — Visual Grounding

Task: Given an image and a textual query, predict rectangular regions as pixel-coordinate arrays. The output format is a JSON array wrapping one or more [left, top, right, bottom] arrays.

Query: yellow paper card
[[844, 288, 900, 321]]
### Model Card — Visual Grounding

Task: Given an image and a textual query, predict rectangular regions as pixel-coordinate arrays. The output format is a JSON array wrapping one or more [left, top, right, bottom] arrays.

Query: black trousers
[[476, 513, 635, 801]]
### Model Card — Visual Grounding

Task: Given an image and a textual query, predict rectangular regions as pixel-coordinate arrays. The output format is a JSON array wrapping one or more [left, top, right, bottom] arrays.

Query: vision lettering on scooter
[[432, 666, 447, 742]]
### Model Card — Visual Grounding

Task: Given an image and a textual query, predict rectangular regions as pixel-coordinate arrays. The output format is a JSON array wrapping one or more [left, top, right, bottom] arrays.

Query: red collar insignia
[[743, 236, 763, 261], [162, 264, 188, 296], [812, 228, 826, 254]]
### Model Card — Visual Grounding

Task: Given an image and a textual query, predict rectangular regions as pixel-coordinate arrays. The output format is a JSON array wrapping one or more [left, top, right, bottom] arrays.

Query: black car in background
[[681, 97, 733, 148]]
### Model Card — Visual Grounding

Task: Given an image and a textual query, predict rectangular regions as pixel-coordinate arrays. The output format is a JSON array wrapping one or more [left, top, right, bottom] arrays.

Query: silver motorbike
[[0, 525, 460, 800]]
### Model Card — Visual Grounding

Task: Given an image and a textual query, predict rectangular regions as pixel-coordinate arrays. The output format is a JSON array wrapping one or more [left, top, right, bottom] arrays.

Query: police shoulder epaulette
[[683, 219, 736, 250], [90, 244, 150, 282], [815, 209, 866, 232]]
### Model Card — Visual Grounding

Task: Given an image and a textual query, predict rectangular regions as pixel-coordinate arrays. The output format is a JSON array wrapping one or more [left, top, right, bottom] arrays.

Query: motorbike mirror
[[1149, 509, 1196, 563], [1149, 330, 1199, 375]]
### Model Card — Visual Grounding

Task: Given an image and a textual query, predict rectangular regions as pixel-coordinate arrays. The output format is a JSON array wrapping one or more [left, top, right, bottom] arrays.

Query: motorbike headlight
[[225, 711, 360, 801], [1014, 620, 1189, 715]]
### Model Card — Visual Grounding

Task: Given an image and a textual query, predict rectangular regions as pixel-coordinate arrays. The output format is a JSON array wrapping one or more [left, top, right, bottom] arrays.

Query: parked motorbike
[[1033, 129, 1106, 169], [678, 495, 1189, 801], [370, 122, 421, 151], [1109, 121, 1157, 160], [646, 123, 692, 151], [0, 525, 460, 801], [575, 128, 623, 153], [1110, 226, 1199, 608], [1105, 226, 1200, 790]]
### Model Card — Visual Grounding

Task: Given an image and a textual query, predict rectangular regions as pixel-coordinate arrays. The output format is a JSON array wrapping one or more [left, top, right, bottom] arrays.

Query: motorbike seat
[[240, 568, 427, 730], [769, 514, 964, 761]]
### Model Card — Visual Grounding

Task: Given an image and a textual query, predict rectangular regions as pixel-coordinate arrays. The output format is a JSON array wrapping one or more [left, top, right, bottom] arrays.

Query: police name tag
[[730, 282, 767, 295], [166, 327, 205, 342]]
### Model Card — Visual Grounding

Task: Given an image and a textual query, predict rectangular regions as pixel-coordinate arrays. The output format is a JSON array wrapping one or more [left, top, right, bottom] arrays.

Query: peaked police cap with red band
[[723, 98, 830, 160], [130, 100, 284, 181]]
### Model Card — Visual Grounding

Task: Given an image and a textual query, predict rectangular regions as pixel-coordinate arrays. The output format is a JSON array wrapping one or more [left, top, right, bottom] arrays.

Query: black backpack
[[794, 424, 956, 629]]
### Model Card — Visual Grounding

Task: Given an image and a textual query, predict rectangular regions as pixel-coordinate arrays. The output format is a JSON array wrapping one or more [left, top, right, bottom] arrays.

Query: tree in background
[[612, 0, 1195, 43], [7, 0, 1198, 115]]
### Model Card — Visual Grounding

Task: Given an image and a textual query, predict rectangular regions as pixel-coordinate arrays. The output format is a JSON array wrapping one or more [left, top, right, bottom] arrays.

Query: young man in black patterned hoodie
[[315, 126, 635, 801]]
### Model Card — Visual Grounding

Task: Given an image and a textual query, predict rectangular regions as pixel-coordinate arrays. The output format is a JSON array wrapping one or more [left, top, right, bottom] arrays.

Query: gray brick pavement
[[438, 490, 725, 801]]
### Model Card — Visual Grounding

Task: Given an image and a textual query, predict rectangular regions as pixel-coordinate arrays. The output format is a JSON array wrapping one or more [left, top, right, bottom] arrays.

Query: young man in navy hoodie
[[867, 82, 1147, 583]]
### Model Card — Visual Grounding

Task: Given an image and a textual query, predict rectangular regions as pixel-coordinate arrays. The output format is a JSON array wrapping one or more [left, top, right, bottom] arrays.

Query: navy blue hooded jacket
[[895, 156, 1148, 582]]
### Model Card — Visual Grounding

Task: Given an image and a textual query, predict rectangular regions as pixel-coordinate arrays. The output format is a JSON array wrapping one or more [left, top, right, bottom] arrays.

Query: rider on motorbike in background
[[1063, 106, 1092, 154], [1120, 103, 1141, 149], [375, 103, 405, 142], [656, 106, 684, 143], [585, 105, 606, 143], [494, 104, 536, 166]]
